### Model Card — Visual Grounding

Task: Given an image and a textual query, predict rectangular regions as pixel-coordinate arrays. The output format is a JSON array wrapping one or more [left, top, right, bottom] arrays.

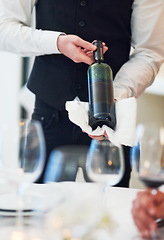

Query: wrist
[[57, 33, 66, 53]]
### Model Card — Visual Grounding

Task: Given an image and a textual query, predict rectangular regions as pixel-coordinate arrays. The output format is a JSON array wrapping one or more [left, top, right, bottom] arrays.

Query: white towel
[[65, 97, 137, 146]]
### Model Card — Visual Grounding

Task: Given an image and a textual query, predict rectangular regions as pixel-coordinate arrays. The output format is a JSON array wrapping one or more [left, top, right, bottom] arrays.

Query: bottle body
[[87, 41, 116, 130]]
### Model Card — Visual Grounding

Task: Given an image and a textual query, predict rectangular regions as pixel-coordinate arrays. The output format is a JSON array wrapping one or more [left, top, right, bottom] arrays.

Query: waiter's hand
[[83, 130, 108, 141], [57, 34, 108, 65], [131, 189, 164, 238]]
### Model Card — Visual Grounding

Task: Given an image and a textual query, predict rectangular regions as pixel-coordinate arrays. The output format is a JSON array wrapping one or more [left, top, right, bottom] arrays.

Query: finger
[[153, 190, 164, 204], [140, 199, 157, 218], [133, 207, 157, 232], [88, 134, 104, 141], [82, 44, 108, 63], [136, 191, 163, 218], [77, 38, 96, 51], [134, 218, 152, 239], [73, 48, 94, 65], [83, 50, 93, 56], [79, 53, 94, 65], [104, 131, 108, 138], [102, 43, 108, 53], [137, 191, 155, 208], [86, 52, 94, 57], [92, 40, 108, 51], [132, 202, 157, 237], [156, 201, 164, 219], [103, 46, 108, 54], [82, 50, 94, 62]]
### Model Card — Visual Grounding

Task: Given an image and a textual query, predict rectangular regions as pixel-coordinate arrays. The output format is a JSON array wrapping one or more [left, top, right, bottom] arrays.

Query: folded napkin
[[65, 97, 137, 146]]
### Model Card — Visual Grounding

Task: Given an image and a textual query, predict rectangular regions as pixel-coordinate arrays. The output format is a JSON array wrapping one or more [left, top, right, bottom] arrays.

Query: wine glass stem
[[102, 183, 109, 209], [16, 186, 24, 230]]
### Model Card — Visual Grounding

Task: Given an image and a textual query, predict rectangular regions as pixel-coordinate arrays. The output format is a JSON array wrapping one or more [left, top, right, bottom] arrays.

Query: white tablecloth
[[0, 182, 141, 240]]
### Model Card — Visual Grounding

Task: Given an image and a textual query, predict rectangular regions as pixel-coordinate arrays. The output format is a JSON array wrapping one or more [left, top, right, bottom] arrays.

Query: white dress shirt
[[0, 0, 164, 101]]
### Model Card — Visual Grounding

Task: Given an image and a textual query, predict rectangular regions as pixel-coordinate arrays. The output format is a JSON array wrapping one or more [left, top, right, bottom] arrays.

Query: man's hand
[[57, 34, 108, 65], [131, 189, 164, 238], [88, 131, 108, 140]]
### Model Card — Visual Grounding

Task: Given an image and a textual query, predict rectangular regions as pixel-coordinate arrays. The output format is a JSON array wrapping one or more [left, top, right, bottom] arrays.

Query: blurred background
[[0, 52, 164, 189]]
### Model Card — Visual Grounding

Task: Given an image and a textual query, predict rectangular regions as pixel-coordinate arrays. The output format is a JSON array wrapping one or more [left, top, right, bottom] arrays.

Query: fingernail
[[91, 45, 96, 50]]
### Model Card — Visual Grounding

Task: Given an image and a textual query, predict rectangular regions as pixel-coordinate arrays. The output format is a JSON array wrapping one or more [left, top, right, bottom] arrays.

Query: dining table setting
[[0, 117, 164, 240], [0, 179, 143, 240]]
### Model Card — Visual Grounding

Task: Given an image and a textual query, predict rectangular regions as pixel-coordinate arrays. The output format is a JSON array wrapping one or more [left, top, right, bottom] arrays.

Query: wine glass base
[[0, 192, 49, 217]]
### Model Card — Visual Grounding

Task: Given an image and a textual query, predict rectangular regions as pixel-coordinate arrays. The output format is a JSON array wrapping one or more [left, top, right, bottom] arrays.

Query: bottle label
[[90, 81, 113, 104]]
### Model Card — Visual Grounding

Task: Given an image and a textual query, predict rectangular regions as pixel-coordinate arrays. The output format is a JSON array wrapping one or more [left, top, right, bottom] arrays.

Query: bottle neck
[[93, 40, 104, 62], [95, 59, 102, 64]]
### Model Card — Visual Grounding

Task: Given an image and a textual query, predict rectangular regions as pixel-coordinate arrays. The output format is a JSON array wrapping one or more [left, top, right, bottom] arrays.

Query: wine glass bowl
[[0, 119, 45, 188], [131, 123, 164, 189], [0, 119, 46, 239], [44, 145, 89, 183], [86, 139, 125, 188], [131, 123, 164, 240], [0, 118, 46, 216]]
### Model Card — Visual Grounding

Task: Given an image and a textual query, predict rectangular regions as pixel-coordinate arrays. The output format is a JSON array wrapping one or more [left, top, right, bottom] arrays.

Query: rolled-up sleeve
[[113, 0, 164, 100], [0, 0, 63, 56]]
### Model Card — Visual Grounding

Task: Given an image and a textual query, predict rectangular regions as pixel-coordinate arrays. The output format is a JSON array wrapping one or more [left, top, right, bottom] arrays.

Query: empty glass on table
[[86, 138, 125, 191], [0, 119, 46, 239]]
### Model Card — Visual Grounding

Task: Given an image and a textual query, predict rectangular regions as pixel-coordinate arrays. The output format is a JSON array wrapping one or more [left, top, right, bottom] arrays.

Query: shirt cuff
[[113, 85, 130, 101], [37, 30, 66, 55]]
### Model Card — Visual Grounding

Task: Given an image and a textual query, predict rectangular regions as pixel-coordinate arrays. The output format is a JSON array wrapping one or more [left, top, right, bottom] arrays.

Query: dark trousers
[[32, 97, 131, 187]]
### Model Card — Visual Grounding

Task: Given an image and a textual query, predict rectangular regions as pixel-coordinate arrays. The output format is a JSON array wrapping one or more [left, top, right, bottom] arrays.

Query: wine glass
[[0, 119, 46, 238], [43, 145, 105, 240], [86, 138, 125, 191], [44, 145, 89, 183], [131, 123, 164, 239]]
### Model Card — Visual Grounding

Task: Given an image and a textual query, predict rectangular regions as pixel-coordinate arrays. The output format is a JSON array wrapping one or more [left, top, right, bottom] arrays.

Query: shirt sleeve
[[0, 0, 64, 56], [113, 0, 164, 100]]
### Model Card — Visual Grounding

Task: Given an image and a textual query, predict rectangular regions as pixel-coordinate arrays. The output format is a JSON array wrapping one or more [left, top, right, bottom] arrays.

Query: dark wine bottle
[[87, 40, 116, 130]]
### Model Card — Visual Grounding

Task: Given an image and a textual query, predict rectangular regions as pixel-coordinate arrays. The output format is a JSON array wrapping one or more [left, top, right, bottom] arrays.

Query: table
[[0, 182, 141, 240]]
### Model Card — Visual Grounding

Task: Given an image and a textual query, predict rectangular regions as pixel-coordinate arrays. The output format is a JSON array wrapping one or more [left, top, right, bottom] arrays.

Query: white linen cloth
[[0, 182, 140, 240], [65, 97, 137, 146]]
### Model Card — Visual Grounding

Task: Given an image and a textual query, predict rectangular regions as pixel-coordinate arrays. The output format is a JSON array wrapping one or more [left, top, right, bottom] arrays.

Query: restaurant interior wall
[[0, 52, 21, 125]]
